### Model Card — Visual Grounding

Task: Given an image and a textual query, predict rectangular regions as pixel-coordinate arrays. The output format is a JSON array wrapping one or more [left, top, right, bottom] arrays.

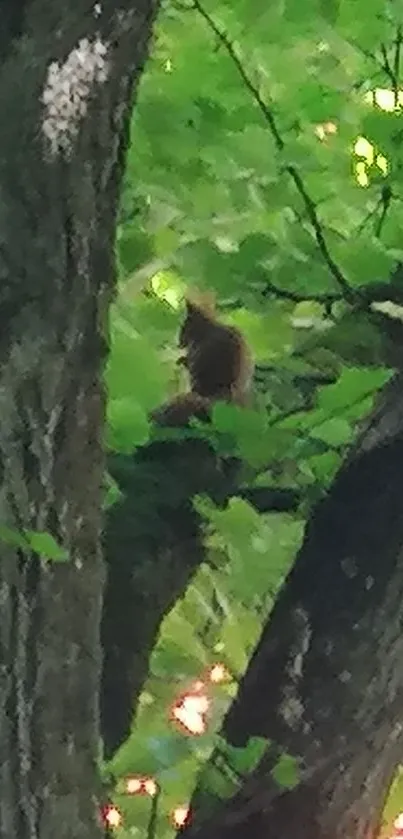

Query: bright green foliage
[[220, 736, 268, 776], [0, 526, 68, 562], [105, 0, 403, 833], [381, 768, 403, 838], [271, 752, 301, 790], [105, 305, 178, 451], [196, 496, 304, 611], [182, 735, 269, 816], [120, 0, 403, 310], [0, 525, 31, 551], [25, 531, 69, 562]]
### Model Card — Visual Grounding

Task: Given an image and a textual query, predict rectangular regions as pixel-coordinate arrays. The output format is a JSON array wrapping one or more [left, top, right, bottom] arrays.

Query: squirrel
[[151, 291, 254, 427]]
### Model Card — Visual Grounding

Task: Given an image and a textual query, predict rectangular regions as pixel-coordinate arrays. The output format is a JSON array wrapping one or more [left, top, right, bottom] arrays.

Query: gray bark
[[0, 2, 159, 838]]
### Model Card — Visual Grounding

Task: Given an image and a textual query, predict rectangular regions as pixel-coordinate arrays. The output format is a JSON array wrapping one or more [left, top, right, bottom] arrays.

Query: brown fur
[[152, 291, 254, 428], [178, 295, 254, 405]]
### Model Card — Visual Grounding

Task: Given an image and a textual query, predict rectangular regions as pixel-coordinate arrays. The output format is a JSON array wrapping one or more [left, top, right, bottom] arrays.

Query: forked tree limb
[[179, 374, 403, 839]]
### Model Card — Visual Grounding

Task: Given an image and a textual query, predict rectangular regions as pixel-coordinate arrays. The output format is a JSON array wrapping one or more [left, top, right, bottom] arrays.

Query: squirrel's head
[[178, 290, 216, 352]]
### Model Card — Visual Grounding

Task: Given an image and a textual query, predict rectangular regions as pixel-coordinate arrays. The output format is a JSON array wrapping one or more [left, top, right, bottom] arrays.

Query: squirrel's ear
[[185, 289, 216, 316]]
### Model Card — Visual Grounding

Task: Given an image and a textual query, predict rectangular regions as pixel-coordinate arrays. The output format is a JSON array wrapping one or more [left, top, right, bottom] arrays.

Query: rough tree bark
[[0, 3, 159, 838], [180, 373, 403, 839], [101, 435, 228, 760]]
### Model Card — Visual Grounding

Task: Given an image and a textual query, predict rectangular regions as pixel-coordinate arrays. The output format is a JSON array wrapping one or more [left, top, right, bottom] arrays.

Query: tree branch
[[262, 280, 342, 305], [393, 26, 402, 104], [374, 184, 393, 238], [190, 0, 357, 304], [380, 27, 403, 106]]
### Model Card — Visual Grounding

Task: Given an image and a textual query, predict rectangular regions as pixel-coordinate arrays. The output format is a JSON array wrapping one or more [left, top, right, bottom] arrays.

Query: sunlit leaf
[[25, 531, 69, 562]]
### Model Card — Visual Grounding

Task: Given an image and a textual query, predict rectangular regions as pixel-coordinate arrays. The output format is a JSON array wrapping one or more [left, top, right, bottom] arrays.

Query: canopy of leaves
[[105, 0, 403, 834]]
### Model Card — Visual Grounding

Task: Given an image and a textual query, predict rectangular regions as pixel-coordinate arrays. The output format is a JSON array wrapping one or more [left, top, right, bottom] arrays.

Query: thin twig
[[380, 29, 403, 107], [190, 0, 356, 303], [393, 25, 402, 106], [355, 196, 384, 235], [262, 280, 342, 305], [374, 185, 393, 238], [380, 42, 395, 87], [289, 167, 355, 301], [191, 0, 284, 148]]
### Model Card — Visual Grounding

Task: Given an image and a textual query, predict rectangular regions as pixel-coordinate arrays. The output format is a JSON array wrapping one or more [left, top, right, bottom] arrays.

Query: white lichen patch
[[0, 581, 8, 606], [280, 607, 312, 729], [42, 36, 109, 157], [279, 693, 304, 727], [340, 556, 358, 578], [338, 670, 352, 683], [286, 607, 312, 682], [291, 651, 304, 679]]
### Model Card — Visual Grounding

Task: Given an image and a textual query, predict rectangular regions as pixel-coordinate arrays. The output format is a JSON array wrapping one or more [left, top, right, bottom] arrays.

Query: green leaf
[[361, 111, 400, 158], [317, 366, 392, 413], [118, 223, 154, 278], [198, 762, 238, 802], [337, 0, 391, 50], [271, 753, 301, 790], [0, 526, 69, 562], [106, 323, 167, 413], [284, 0, 321, 27], [103, 473, 122, 510], [319, 0, 339, 24], [217, 735, 268, 775], [295, 80, 346, 123], [0, 524, 29, 550], [227, 306, 295, 362], [24, 531, 69, 562], [334, 237, 396, 288], [311, 417, 353, 446], [303, 451, 342, 485], [211, 403, 290, 467], [107, 398, 150, 453]]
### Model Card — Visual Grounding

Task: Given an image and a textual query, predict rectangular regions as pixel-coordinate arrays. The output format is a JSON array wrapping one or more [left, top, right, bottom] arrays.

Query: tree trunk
[[0, 3, 159, 838], [181, 374, 403, 839]]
